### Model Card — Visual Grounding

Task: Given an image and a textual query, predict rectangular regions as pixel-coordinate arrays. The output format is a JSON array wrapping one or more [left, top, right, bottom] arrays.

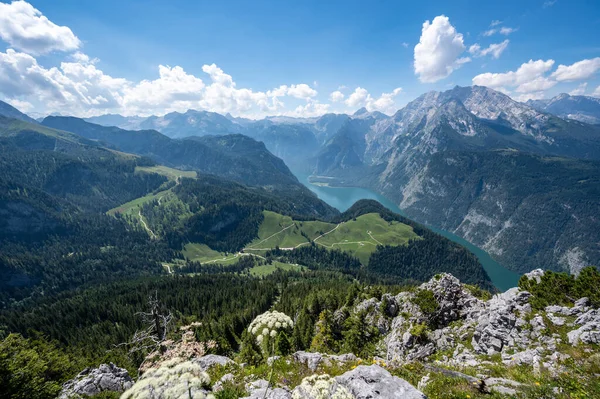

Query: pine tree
[[238, 330, 263, 366], [310, 310, 336, 353], [275, 331, 292, 356], [342, 310, 379, 357]]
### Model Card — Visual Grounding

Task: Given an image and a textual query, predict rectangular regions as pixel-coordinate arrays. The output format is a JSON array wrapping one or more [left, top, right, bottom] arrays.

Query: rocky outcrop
[[292, 351, 357, 371], [59, 363, 133, 399], [568, 309, 600, 345], [194, 354, 234, 371], [334, 365, 426, 399], [471, 288, 531, 355]]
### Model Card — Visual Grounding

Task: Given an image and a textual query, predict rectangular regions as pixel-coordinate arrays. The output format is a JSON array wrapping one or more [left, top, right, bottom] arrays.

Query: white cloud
[[569, 82, 587, 96], [343, 87, 402, 114], [290, 100, 330, 117], [593, 85, 600, 98], [345, 87, 369, 107], [286, 83, 317, 99], [329, 90, 344, 102], [402, 42, 409, 48], [483, 29, 497, 37], [499, 27, 518, 35], [0, 47, 329, 118], [472, 59, 555, 89], [366, 88, 402, 114], [0, 1, 81, 55], [414, 15, 469, 83], [551, 57, 600, 82], [469, 40, 509, 59], [543, 0, 557, 8], [512, 91, 547, 102], [515, 76, 556, 93], [4, 98, 33, 112], [490, 20, 502, 27]]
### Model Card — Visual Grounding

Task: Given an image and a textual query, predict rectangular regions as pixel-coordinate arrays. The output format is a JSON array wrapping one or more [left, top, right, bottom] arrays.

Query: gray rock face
[[243, 379, 291, 399], [472, 288, 531, 354], [568, 309, 600, 345], [523, 269, 544, 284], [292, 351, 357, 371], [334, 365, 427, 399], [59, 363, 133, 398], [193, 354, 233, 371], [420, 273, 484, 324]]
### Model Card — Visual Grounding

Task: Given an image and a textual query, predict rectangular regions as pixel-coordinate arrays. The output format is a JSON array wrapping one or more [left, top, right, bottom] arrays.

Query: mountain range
[[2, 86, 600, 275]]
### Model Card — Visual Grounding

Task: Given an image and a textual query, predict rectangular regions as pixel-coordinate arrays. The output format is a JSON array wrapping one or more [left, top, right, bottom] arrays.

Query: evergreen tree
[[342, 310, 379, 358], [275, 331, 292, 356], [238, 330, 263, 366], [310, 310, 336, 353]]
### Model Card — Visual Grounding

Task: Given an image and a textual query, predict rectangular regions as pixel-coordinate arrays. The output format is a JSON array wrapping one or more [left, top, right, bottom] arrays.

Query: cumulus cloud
[[345, 87, 369, 107], [483, 29, 497, 37], [366, 88, 402, 114], [0, 47, 329, 117], [4, 98, 33, 112], [569, 82, 587, 96], [593, 85, 600, 98], [472, 59, 555, 90], [0, 49, 126, 113], [551, 57, 600, 82], [0, 1, 81, 55], [290, 100, 330, 117], [286, 84, 317, 99], [343, 87, 402, 114], [414, 15, 469, 83], [469, 40, 509, 59], [329, 90, 344, 102]]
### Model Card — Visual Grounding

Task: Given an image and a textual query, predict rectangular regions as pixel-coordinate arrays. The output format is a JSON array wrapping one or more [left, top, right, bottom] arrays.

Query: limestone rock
[[292, 351, 357, 371], [523, 269, 544, 284], [244, 379, 291, 399], [193, 354, 233, 371], [334, 365, 427, 399], [59, 363, 133, 399], [568, 309, 600, 345]]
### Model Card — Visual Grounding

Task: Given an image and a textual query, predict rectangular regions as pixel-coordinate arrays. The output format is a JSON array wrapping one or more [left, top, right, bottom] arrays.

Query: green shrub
[[413, 289, 438, 315]]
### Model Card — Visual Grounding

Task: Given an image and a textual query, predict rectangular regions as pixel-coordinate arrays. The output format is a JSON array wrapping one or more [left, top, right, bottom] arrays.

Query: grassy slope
[[246, 211, 419, 264], [107, 165, 196, 216]]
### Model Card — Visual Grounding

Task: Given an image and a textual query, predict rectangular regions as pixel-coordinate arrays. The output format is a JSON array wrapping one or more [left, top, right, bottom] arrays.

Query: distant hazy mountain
[[0, 100, 38, 124], [41, 116, 337, 219], [526, 93, 600, 125]]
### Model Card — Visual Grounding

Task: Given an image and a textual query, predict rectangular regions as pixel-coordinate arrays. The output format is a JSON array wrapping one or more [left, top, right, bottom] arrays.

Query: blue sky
[[0, 0, 599, 117]]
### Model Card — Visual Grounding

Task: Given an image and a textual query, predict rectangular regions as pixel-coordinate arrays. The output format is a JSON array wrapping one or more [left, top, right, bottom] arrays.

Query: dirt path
[[245, 223, 295, 249], [367, 230, 383, 245], [138, 210, 157, 239]]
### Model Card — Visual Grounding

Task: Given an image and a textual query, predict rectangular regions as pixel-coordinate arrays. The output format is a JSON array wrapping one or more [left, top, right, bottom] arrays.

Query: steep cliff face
[[388, 151, 600, 274]]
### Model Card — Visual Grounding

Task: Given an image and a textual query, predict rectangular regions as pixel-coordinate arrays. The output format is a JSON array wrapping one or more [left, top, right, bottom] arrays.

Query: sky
[[0, 0, 599, 118]]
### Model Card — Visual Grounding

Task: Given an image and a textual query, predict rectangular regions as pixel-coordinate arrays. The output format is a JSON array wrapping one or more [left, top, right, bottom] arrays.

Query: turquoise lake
[[293, 171, 521, 291]]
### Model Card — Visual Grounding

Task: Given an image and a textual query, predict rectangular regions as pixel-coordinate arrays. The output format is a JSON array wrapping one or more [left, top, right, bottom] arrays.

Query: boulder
[[59, 363, 133, 399], [568, 309, 600, 345], [334, 365, 426, 399], [292, 351, 357, 371], [471, 288, 531, 354], [194, 354, 233, 371], [293, 351, 324, 371], [523, 269, 544, 284], [244, 379, 291, 399]]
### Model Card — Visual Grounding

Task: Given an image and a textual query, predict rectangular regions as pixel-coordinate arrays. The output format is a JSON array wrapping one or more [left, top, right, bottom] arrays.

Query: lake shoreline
[[294, 170, 521, 291]]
